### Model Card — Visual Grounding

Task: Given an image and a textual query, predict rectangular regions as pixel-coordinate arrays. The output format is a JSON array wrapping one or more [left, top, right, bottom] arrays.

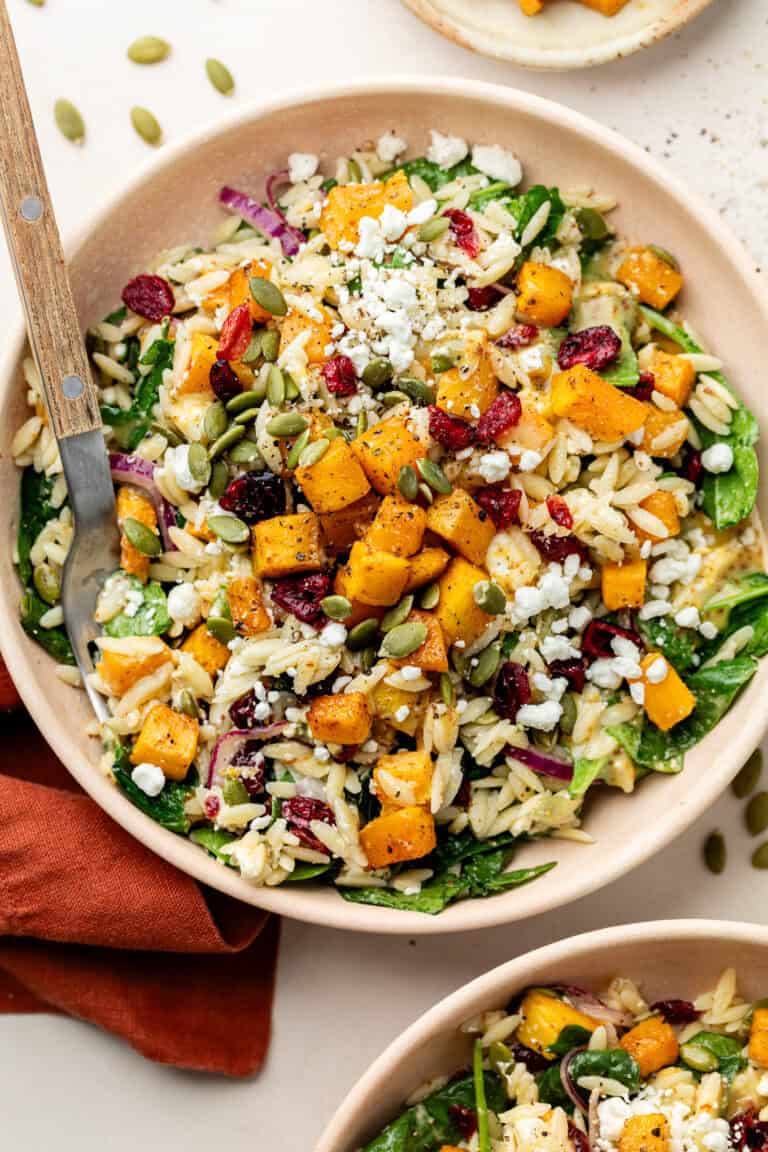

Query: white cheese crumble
[[426, 129, 468, 170], [287, 152, 319, 184], [166, 444, 205, 493], [471, 143, 522, 186], [629, 680, 646, 705], [394, 705, 411, 722], [701, 442, 734, 474], [407, 198, 438, 226], [645, 655, 668, 684], [700, 621, 718, 640], [131, 762, 166, 797], [478, 451, 511, 483], [376, 131, 407, 164], [167, 583, 201, 628], [515, 700, 562, 731], [674, 605, 701, 629], [320, 622, 347, 647], [518, 449, 542, 472], [400, 665, 422, 681]]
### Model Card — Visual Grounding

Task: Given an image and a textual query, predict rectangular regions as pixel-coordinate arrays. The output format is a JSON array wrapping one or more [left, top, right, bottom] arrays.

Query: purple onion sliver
[[109, 452, 178, 552], [554, 984, 633, 1027], [265, 168, 290, 217], [507, 745, 574, 783], [207, 723, 286, 788], [561, 1046, 589, 1116], [219, 185, 304, 257]]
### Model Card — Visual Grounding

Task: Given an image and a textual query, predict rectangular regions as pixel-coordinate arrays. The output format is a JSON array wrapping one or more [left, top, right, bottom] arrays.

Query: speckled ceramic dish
[[401, 0, 716, 69]]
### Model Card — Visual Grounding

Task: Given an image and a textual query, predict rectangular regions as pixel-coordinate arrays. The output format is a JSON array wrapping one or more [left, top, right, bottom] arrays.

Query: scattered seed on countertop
[[54, 99, 85, 144], [752, 841, 768, 870], [127, 36, 171, 64], [703, 830, 726, 875], [205, 57, 235, 95], [732, 747, 762, 798], [130, 106, 162, 146], [746, 792, 768, 837]]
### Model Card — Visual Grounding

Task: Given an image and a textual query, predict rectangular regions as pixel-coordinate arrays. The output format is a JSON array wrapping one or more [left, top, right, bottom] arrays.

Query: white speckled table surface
[[1, 1, 767, 1148]]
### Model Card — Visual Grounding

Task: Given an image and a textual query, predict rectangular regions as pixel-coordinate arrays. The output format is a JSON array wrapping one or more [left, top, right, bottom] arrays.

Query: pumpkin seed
[[33, 562, 60, 605], [54, 99, 85, 144], [178, 689, 199, 718], [242, 332, 264, 365], [355, 411, 368, 438], [284, 372, 300, 401], [183, 444, 209, 489], [473, 580, 507, 616], [440, 671, 454, 707], [130, 106, 162, 146], [397, 465, 419, 502], [298, 438, 329, 469], [753, 842, 768, 870], [680, 1043, 719, 1073], [346, 158, 362, 183], [260, 328, 280, 362], [204, 401, 228, 442], [649, 244, 679, 270], [382, 390, 409, 408], [418, 216, 450, 243], [26, 0, 46, 6], [746, 792, 768, 837], [418, 482, 434, 505], [576, 207, 610, 242], [250, 276, 287, 317], [267, 412, 308, 438], [320, 595, 352, 622], [225, 390, 262, 414], [234, 406, 260, 426], [347, 618, 379, 651], [417, 457, 451, 494], [420, 582, 440, 610], [559, 693, 577, 735], [228, 440, 263, 467], [397, 377, 434, 406], [361, 358, 393, 391], [469, 642, 501, 688], [208, 459, 229, 500], [430, 351, 456, 374], [150, 420, 182, 447], [488, 1042, 513, 1074], [127, 36, 171, 64], [380, 620, 427, 660], [222, 779, 249, 806], [123, 517, 161, 557], [209, 424, 245, 459], [286, 428, 311, 470], [703, 830, 726, 875], [381, 595, 414, 633], [360, 646, 378, 673], [205, 57, 235, 95], [322, 427, 345, 441], [732, 748, 762, 798], [208, 514, 250, 545], [451, 648, 469, 678], [267, 364, 286, 406], [207, 615, 236, 645]]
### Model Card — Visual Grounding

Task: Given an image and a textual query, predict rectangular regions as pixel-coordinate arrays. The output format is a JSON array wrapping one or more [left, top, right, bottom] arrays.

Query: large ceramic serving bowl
[[316, 919, 768, 1150], [1, 79, 766, 935]]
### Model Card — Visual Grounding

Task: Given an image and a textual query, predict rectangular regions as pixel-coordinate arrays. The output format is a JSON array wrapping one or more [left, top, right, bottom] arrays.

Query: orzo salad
[[363, 969, 768, 1151], [13, 128, 766, 912]]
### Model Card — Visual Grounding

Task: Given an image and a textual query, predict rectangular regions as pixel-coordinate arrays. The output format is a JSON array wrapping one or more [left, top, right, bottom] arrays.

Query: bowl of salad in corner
[[316, 919, 768, 1151], [1, 77, 767, 936]]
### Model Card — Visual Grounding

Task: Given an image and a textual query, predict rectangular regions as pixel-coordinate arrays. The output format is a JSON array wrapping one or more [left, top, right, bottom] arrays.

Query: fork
[[0, 1, 118, 721]]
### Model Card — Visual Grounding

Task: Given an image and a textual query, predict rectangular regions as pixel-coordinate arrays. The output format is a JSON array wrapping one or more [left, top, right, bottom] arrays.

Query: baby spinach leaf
[[190, 827, 236, 863], [388, 156, 478, 192], [507, 185, 565, 249], [637, 616, 700, 674], [537, 1049, 640, 1108], [19, 588, 75, 664], [17, 467, 57, 585], [703, 571, 768, 614], [112, 746, 192, 835], [569, 757, 609, 797], [712, 597, 768, 661], [682, 1031, 746, 1081], [362, 1071, 506, 1152], [601, 328, 639, 389], [285, 862, 333, 883], [100, 336, 174, 451], [469, 180, 515, 211], [102, 578, 171, 638], [548, 1025, 593, 1057]]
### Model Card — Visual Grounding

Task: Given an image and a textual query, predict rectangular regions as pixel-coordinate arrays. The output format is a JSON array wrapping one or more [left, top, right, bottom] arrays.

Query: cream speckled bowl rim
[[401, 0, 716, 70], [0, 77, 765, 935]]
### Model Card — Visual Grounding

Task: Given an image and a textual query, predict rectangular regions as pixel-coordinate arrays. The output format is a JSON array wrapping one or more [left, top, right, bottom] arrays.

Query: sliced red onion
[[490, 281, 515, 295], [266, 168, 290, 217], [554, 984, 633, 1027], [219, 185, 304, 257], [207, 723, 286, 788], [507, 745, 574, 783], [561, 1046, 589, 1116], [109, 452, 178, 551]]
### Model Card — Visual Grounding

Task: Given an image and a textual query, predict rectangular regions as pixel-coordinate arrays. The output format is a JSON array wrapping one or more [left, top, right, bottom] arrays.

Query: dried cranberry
[[229, 691, 260, 729], [546, 494, 573, 530], [448, 1105, 477, 1139], [322, 355, 357, 396], [466, 285, 502, 311], [230, 740, 266, 793], [121, 274, 175, 321], [219, 472, 286, 524], [582, 619, 643, 661], [650, 999, 699, 1025], [218, 303, 252, 361], [496, 324, 539, 350], [476, 391, 522, 443], [528, 529, 588, 564], [204, 794, 221, 819], [209, 358, 242, 402], [455, 776, 472, 809], [270, 573, 332, 623], [731, 1110, 768, 1151], [568, 1122, 590, 1152], [548, 657, 587, 694], [508, 1042, 550, 1074], [282, 796, 335, 853], [475, 485, 521, 529], [680, 445, 703, 485], [624, 372, 655, 402], [444, 208, 481, 258], [428, 405, 476, 451], [557, 325, 622, 372], [494, 661, 531, 721]]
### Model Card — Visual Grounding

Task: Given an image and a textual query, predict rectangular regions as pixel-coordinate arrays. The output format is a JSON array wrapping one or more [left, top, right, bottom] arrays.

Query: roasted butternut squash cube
[[518, 0, 544, 12], [320, 491, 380, 551], [393, 610, 449, 672], [181, 623, 231, 676], [435, 329, 499, 421], [749, 1007, 768, 1067], [498, 402, 555, 457], [435, 556, 494, 647], [635, 651, 696, 731], [228, 576, 271, 636], [279, 302, 334, 364], [366, 495, 427, 557], [404, 547, 451, 592], [516, 989, 597, 1056], [602, 558, 647, 611], [307, 691, 372, 745], [333, 566, 385, 627], [116, 486, 158, 584], [634, 491, 680, 544], [130, 702, 199, 781], [620, 1016, 679, 1077], [343, 541, 410, 607], [617, 246, 683, 310], [295, 437, 371, 514], [374, 750, 433, 808], [350, 416, 423, 495], [370, 681, 421, 736], [650, 348, 695, 408], [96, 636, 172, 696], [641, 403, 689, 459], [579, 0, 629, 13], [426, 488, 495, 567], [320, 170, 413, 249], [227, 259, 274, 322], [551, 365, 647, 443], [617, 1114, 669, 1152], [252, 512, 324, 578], [360, 804, 436, 869], [516, 261, 573, 328], [179, 331, 218, 397]]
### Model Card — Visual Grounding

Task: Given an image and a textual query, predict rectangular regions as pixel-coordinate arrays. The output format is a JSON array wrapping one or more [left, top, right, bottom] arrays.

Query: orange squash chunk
[[228, 576, 271, 636], [404, 547, 451, 592], [279, 303, 334, 364], [366, 495, 427, 557], [333, 566, 385, 627], [649, 348, 695, 408], [435, 557, 494, 647], [178, 331, 218, 397], [641, 403, 689, 459], [181, 623, 230, 677], [551, 365, 647, 442], [518, 0, 544, 12], [435, 329, 498, 421], [252, 513, 324, 578], [295, 437, 371, 514], [579, 0, 630, 13], [343, 541, 410, 607], [426, 488, 495, 567], [96, 637, 172, 697], [320, 170, 413, 249], [634, 651, 696, 732], [517, 989, 597, 1055], [226, 259, 274, 322], [393, 610, 449, 673], [516, 261, 573, 327], [601, 558, 647, 611], [307, 692, 372, 745], [618, 1114, 669, 1152], [749, 1007, 768, 1067], [620, 1016, 679, 1077], [617, 246, 683, 310], [374, 750, 433, 809], [360, 805, 436, 869], [320, 491, 380, 551], [350, 416, 423, 495], [116, 487, 158, 583], [130, 703, 199, 781], [634, 491, 680, 544]]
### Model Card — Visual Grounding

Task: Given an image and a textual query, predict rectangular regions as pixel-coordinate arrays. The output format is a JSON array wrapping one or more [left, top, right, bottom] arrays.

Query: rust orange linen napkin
[[0, 681, 280, 1076]]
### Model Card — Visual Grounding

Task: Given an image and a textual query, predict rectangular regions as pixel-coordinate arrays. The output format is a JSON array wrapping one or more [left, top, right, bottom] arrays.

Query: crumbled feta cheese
[[587, 659, 623, 690], [518, 449, 542, 472], [253, 701, 271, 721], [313, 745, 331, 763], [471, 143, 522, 186], [611, 635, 641, 662], [568, 605, 592, 632], [700, 621, 718, 640], [645, 655, 668, 684], [320, 622, 347, 648], [167, 583, 201, 628], [354, 216, 386, 261], [407, 198, 437, 226], [629, 679, 646, 705], [551, 617, 569, 634], [400, 665, 422, 681], [131, 762, 165, 797], [426, 129, 468, 170], [477, 451, 511, 483], [674, 605, 701, 629], [166, 444, 204, 493], [379, 203, 408, 242], [515, 700, 562, 731], [540, 635, 579, 662], [123, 586, 144, 619], [376, 131, 407, 164], [288, 152, 319, 184], [701, 442, 734, 474], [394, 705, 411, 723], [563, 553, 581, 579], [638, 599, 673, 620]]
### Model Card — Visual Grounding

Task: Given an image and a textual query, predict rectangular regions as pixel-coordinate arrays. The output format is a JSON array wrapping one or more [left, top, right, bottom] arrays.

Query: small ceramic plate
[[401, 0, 716, 69]]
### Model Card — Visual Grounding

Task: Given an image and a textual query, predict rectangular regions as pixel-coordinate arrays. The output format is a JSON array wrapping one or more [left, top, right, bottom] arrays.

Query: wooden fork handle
[[0, 0, 101, 439]]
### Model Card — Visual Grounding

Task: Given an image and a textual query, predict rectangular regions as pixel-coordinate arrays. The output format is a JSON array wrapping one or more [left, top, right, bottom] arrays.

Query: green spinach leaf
[[387, 156, 478, 192], [100, 336, 174, 451], [537, 1048, 640, 1108], [601, 328, 639, 389], [569, 757, 609, 797], [682, 1031, 746, 1081], [507, 185, 565, 250], [17, 467, 57, 585], [637, 616, 700, 675], [548, 1025, 594, 1057], [112, 746, 192, 835], [190, 827, 236, 863], [102, 578, 171, 638], [703, 571, 768, 614], [19, 588, 75, 664], [362, 1071, 506, 1152]]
